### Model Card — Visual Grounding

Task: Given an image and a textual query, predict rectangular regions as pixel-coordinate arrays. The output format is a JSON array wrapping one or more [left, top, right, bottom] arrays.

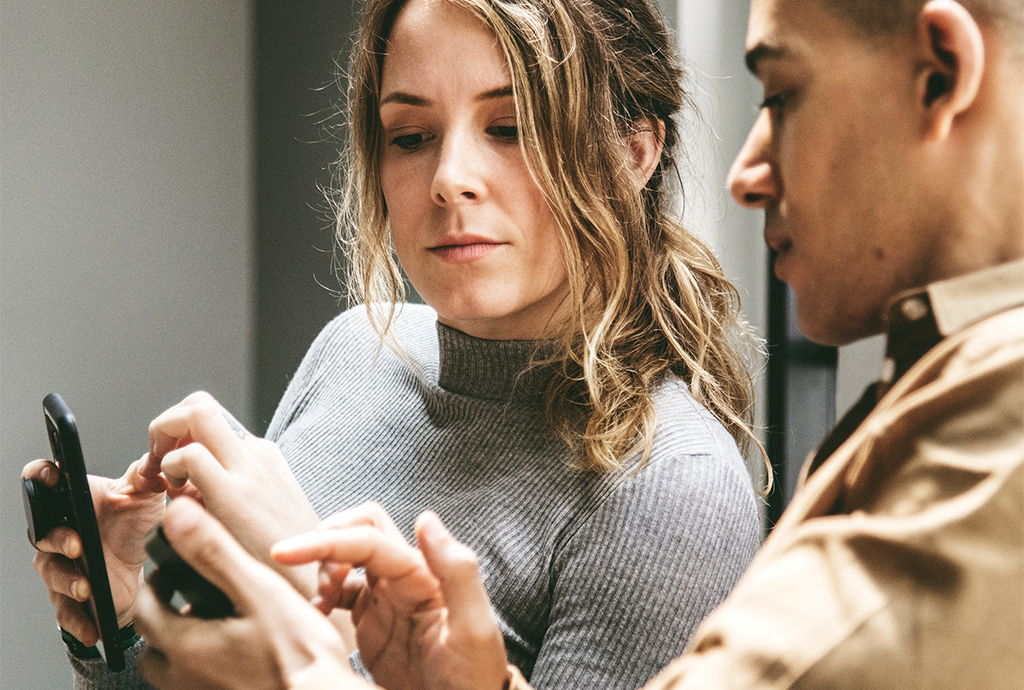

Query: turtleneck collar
[[435, 321, 556, 402]]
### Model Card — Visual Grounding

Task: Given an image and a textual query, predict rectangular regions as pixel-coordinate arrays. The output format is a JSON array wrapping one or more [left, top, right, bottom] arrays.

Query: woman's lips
[[429, 238, 504, 264]]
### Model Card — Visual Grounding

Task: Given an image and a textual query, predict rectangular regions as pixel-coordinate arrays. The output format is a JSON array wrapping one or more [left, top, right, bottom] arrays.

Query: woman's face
[[379, 0, 569, 340]]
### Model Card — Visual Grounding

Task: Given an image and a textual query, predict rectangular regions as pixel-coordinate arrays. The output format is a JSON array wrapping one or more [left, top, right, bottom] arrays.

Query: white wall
[[0, 1, 253, 686], [677, 0, 770, 487]]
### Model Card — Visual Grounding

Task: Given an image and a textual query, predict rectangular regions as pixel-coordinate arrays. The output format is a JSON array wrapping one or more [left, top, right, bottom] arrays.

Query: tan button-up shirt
[[510, 259, 1024, 690]]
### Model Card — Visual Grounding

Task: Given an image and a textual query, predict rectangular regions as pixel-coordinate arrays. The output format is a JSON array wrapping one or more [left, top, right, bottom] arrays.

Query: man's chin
[[795, 306, 882, 348]]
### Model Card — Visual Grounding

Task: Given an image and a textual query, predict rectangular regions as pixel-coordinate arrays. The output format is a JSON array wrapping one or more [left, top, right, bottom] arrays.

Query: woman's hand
[[23, 456, 167, 642], [272, 502, 510, 690], [141, 391, 321, 595], [135, 498, 364, 690]]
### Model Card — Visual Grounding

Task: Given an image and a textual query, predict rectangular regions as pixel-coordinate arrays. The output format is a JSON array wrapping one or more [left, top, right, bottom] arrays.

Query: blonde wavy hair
[[336, 0, 767, 479]]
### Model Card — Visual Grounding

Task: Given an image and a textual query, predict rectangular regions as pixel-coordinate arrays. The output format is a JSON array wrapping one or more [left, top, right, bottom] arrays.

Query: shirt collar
[[879, 259, 1024, 393], [804, 259, 1024, 483]]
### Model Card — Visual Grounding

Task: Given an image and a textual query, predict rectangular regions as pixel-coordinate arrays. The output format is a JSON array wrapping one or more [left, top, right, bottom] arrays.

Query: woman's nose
[[431, 132, 486, 206]]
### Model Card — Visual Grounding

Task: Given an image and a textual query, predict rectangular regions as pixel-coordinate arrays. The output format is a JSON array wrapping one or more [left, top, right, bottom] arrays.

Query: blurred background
[[0, 0, 884, 685]]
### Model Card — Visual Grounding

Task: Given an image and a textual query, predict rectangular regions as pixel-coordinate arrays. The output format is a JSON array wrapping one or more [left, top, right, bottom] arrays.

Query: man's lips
[[428, 236, 505, 264], [764, 227, 793, 281], [763, 227, 792, 255]]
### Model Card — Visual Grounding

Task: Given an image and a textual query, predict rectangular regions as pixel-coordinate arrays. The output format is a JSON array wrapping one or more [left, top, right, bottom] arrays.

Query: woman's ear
[[916, 0, 985, 141], [627, 118, 665, 189]]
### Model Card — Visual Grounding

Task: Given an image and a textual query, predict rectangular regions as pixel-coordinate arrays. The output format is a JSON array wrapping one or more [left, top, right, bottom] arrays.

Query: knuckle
[[360, 501, 387, 521], [186, 530, 227, 572], [33, 551, 48, 576], [185, 390, 214, 405], [193, 399, 221, 422], [34, 552, 65, 586]]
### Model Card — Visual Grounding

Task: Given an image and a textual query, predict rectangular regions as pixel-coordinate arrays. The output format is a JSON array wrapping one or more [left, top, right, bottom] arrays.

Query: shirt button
[[900, 297, 929, 322], [880, 358, 896, 384]]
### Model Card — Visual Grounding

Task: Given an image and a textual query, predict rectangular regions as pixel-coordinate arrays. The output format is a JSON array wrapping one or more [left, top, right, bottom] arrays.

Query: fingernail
[[75, 579, 91, 601], [40, 466, 55, 485], [418, 512, 446, 544]]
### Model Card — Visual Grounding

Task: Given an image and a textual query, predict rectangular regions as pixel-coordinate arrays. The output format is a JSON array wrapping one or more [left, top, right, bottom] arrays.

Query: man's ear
[[916, 0, 985, 140], [627, 117, 665, 189]]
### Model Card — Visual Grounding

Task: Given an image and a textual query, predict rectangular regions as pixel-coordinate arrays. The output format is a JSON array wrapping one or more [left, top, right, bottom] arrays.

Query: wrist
[[60, 624, 141, 661], [287, 658, 363, 690]]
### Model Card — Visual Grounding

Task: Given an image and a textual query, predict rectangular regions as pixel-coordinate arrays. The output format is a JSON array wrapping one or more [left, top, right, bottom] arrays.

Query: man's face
[[728, 0, 941, 346]]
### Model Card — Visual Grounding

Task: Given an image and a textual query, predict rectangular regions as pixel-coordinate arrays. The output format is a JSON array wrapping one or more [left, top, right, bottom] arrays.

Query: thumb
[[160, 497, 268, 613], [414, 512, 496, 635]]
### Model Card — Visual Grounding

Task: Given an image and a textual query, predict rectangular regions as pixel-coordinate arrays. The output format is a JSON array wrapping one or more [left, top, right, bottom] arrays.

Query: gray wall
[[252, 0, 361, 431], [0, 1, 253, 686]]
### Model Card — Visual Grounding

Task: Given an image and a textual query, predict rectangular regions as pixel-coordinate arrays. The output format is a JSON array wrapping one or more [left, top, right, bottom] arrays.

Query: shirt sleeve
[[526, 450, 761, 690]]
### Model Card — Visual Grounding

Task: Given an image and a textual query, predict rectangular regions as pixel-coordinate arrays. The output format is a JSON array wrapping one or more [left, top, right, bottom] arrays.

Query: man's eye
[[758, 93, 788, 120], [487, 125, 519, 142], [390, 132, 431, 150]]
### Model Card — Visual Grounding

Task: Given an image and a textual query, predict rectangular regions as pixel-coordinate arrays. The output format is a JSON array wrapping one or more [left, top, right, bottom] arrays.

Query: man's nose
[[727, 110, 777, 209]]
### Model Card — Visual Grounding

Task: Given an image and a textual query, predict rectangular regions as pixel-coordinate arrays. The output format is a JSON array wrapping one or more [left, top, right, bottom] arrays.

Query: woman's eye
[[390, 132, 431, 150], [487, 124, 519, 142]]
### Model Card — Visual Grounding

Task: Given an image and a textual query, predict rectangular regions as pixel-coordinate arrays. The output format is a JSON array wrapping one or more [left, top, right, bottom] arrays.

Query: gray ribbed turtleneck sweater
[[72, 304, 761, 690]]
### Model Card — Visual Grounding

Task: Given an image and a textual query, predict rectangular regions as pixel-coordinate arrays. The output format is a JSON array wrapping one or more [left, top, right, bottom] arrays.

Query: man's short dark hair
[[820, 0, 1023, 47]]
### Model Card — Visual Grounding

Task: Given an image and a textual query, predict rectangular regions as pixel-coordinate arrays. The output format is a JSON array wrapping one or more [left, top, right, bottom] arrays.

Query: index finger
[[147, 392, 251, 471], [273, 528, 435, 585], [273, 529, 441, 612]]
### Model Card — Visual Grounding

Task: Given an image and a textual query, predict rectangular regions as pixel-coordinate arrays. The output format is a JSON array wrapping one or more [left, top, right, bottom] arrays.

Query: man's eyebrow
[[379, 85, 513, 107], [745, 43, 790, 76]]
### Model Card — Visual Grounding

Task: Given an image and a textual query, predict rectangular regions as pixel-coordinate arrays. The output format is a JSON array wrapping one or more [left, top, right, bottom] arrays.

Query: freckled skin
[[379, 0, 570, 341]]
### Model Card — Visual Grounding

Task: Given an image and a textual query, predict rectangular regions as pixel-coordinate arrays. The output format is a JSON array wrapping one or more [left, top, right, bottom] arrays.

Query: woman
[[26, 0, 764, 688]]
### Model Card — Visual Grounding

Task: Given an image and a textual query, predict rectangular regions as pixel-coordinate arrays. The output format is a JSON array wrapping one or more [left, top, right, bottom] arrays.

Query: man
[[134, 0, 1023, 687]]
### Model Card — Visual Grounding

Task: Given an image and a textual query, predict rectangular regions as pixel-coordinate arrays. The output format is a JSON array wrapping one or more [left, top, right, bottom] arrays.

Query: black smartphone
[[144, 524, 235, 619], [22, 393, 125, 672]]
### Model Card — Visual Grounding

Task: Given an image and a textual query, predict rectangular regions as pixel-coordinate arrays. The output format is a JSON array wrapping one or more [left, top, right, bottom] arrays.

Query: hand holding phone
[[22, 393, 125, 671]]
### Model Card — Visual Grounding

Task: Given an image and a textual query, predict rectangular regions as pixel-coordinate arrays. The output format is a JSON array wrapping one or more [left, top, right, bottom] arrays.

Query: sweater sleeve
[[70, 639, 154, 690], [527, 450, 761, 690]]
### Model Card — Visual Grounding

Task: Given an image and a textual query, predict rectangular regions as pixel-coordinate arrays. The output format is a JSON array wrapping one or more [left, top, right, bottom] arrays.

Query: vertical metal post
[[764, 256, 837, 526]]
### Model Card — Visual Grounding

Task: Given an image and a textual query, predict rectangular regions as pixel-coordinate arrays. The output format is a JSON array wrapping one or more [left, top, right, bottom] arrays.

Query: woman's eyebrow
[[380, 91, 430, 107], [475, 85, 513, 102], [380, 84, 513, 108]]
